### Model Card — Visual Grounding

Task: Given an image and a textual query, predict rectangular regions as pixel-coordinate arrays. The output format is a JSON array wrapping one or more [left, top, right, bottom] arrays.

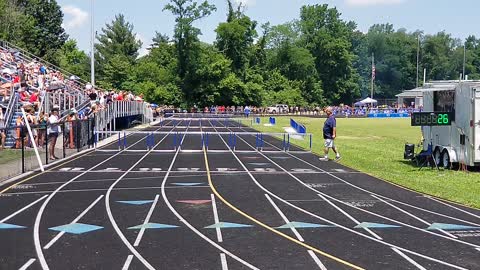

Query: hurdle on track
[[94, 130, 313, 153], [159, 117, 251, 128]]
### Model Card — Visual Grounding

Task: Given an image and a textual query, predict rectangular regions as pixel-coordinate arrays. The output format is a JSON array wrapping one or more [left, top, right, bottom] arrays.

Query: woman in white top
[[48, 108, 61, 160]]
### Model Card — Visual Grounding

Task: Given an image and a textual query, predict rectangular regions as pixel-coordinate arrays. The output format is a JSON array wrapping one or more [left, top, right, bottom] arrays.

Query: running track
[[1, 118, 480, 270]]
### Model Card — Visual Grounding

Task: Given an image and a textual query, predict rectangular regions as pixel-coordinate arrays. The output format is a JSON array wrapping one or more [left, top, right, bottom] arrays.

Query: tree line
[[1, 0, 480, 108]]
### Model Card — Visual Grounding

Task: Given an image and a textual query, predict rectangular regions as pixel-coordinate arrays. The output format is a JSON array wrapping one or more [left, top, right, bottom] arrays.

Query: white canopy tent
[[354, 97, 378, 106]]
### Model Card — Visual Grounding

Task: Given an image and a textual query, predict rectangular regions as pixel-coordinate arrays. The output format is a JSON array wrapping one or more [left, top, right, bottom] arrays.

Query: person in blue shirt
[[321, 107, 341, 161], [244, 106, 250, 118]]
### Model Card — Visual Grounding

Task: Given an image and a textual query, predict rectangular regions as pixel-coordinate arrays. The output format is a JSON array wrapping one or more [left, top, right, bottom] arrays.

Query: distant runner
[[321, 107, 341, 161]]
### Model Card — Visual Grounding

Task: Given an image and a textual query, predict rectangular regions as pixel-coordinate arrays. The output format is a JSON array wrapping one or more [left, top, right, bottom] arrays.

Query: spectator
[[48, 108, 60, 160], [0, 107, 5, 150]]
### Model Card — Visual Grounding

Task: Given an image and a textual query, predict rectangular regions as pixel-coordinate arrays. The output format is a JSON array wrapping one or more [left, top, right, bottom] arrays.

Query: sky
[[56, 0, 480, 56]]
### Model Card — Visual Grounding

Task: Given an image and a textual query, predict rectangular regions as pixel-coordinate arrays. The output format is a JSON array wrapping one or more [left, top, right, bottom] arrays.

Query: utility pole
[[416, 34, 420, 87], [463, 43, 466, 80], [371, 53, 375, 99], [90, 0, 95, 86]]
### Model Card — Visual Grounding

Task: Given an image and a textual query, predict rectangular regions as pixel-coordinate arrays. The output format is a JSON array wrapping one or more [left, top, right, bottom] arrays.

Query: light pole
[[90, 0, 95, 86]]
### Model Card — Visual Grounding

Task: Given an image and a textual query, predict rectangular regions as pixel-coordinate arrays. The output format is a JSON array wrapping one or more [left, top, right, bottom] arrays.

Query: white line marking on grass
[[19, 258, 36, 270], [211, 193, 223, 242], [307, 250, 328, 270], [372, 195, 458, 239], [317, 193, 382, 240], [134, 194, 160, 247], [43, 195, 104, 250], [121, 255, 134, 270], [0, 195, 47, 223], [391, 248, 427, 270], [220, 253, 229, 270], [264, 193, 304, 242]]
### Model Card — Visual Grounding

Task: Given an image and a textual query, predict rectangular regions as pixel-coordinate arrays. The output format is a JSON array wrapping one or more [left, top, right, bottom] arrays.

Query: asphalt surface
[[1, 117, 480, 270]]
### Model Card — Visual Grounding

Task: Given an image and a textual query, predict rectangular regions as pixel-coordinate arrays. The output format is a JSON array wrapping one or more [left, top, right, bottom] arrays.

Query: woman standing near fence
[[48, 108, 60, 160]]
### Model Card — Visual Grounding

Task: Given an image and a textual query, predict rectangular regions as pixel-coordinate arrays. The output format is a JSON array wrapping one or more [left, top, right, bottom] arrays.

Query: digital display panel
[[411, 112, 454, 126]]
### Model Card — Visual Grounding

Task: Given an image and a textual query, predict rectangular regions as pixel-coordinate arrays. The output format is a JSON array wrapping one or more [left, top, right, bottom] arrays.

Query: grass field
[[253, 116, 480, 209], [0, 149, 27, 164]]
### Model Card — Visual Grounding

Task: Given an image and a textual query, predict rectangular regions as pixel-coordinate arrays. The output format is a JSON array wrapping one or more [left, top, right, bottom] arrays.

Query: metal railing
[[4, 93, 17, 129]]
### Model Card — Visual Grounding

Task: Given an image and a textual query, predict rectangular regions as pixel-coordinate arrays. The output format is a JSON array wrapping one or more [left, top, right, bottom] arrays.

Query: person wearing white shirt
[[48, 108, 60, 160]]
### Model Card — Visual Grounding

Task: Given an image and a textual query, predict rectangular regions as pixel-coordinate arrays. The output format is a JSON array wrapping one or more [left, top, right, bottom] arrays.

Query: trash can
[[404, 143, 415, 160]]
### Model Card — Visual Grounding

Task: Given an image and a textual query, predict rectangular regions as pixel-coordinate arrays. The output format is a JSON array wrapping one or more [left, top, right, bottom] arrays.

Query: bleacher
[[0, 39, 154, 149]]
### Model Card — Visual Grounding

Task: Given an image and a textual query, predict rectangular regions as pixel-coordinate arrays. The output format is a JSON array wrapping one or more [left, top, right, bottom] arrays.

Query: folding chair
[[417, 143, 439, 170]]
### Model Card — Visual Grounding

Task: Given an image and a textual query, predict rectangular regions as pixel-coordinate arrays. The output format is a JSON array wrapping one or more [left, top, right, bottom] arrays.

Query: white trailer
[[420, 81, 480, 168]]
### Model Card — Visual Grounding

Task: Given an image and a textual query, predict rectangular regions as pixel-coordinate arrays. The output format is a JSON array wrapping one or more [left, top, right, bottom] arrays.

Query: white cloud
[[135, 33, 149, 57], [62, 5, 89, 29], [345, 0, 406, 6], [234, 0, 256, 8]]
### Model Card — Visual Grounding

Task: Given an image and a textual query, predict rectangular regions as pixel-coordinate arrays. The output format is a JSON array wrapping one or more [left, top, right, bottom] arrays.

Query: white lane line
[[220, 253, 229, 270], [425, 196, 480, 220], [134, 194, 160, 247], [317, 193, 382, 240], [476, 248, 480, 252], [104, 124, 179, 270], [319, 191, 480, 249], [226, 131, 470, 270], [212, 123, 333, 270], [6, 186, 210, 196], [265, 193, 328, 269], [0, 195, 48, 223], [121, 255, 134, 270], [391, 248, 427, 270], [211, 193, 223, 242], [161, 127, 259, 269], [372, 195, 458, 239], [307, 250, 328, 270], [19, 258, 36, 270], [43, 195, 104, 250], [239, 125, 480, 227], [236, 131, 480, 249], [264, 193, 304, 242], [32, 127, 167, 270]]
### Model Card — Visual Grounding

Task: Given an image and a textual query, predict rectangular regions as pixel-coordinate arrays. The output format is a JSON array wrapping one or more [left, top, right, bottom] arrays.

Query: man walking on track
[[321, 107, 341, 161]]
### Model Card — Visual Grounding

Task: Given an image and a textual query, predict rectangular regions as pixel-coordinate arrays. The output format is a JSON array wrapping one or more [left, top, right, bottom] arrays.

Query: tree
[[57, 39, 90, 80], [215, 0, 257, 78], [95, 14, 142, 88], [299, 4, 359, 104], [422, 32, 459, 81], [18, 0, 68, 62], [163, 0, 216, 81]]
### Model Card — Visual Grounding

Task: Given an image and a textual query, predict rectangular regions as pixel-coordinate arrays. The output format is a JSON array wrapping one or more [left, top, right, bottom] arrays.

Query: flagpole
[[416, 34, 420, 87], [371, 53, 374, 99], [90, 0, 95, 86]]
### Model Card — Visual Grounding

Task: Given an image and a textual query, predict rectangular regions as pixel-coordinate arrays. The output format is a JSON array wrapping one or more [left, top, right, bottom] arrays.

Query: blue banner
[[367, 113, 410, 118]]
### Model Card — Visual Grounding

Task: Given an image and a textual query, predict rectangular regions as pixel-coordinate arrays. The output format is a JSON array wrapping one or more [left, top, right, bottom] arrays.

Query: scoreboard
[[411, 112, 455, 126]]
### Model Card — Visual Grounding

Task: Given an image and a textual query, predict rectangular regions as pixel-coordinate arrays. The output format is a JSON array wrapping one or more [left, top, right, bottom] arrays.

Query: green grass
[[253, 116, 480, 209], [0, 149, 28, 164]]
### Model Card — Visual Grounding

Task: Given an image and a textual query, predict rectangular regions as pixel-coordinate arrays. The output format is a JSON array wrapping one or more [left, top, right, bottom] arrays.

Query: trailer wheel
[[441, 150, 451, 169], [434, 148, 442, 167]]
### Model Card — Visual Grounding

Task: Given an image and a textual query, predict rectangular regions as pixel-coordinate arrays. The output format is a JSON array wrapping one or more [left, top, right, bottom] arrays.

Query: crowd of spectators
[[156, 104, 422, 117], [0, 47, 152, 154]]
